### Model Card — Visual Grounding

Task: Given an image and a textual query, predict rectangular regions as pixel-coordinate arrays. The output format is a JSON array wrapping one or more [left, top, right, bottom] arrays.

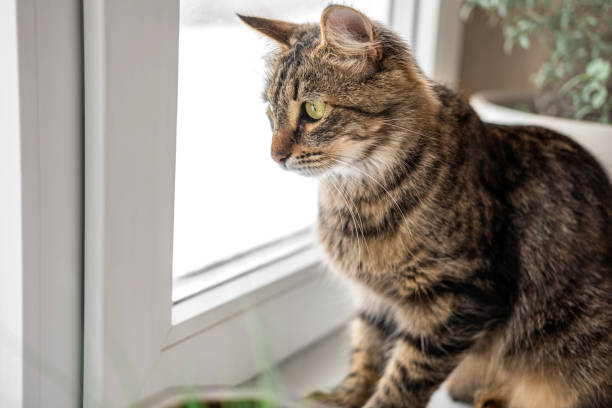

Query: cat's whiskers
[[289, 156, 334, 176], [334, 174, 372, 258], [336, 174, 371, 255], [325, 154, 415, 240], [326, 174, 370, 260], [332, 147, 446, 240], [335, 143, 450, 252], [346, 131, 452, 232], [326, 155, 415, 259]]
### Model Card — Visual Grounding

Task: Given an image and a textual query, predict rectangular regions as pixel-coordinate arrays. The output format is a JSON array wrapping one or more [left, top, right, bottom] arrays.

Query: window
[[172, 0, 393, 307], [3, 0, 464, 405], [81, 1, 463, 406]]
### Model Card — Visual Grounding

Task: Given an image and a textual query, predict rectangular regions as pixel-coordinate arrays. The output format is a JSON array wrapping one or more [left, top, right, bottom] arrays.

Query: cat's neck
[[320, 124, 442, 198], [319, 84, 479, 207]]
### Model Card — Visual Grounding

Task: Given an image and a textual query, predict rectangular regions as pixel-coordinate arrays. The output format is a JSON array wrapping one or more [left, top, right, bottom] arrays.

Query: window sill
[[144, 327, 468, 408], [172, 229, 315, 304], [168, 244, 332, 344], [269, 327, 468, 408], [141, 327, 351, 407], [155, 247, 356, 388], [255, 325, 350, 397]]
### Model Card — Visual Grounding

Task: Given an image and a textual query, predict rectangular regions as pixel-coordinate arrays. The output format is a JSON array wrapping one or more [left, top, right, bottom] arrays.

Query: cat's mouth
[[283, 152, 334, 177], [280, 148, 368, 178]]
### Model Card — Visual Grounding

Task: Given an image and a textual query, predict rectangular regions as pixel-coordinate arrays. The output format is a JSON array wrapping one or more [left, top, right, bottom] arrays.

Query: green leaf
[[586, 58, 611, 82], [556, 36, 568, 56], [185, 398, 207, 408], [592, 88, 608, 109], [582, 81, 598, 103], [555, 66, 565, 78], [561, 10, 570, 30], [503, 25, 516, 38], [468, 0, 612, 124], [460, 4, 474, 21], [517, 19, 531, 31], [518, 35, 531, 49]]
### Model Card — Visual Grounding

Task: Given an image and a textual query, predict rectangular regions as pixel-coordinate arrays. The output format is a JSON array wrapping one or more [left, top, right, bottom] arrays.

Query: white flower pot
[[470, 90, 612, 179]]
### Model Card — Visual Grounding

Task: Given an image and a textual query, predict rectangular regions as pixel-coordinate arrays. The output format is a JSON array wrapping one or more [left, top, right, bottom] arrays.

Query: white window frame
[[82, 1, 463, 406], [1, 0, 82, 407], [391, 0, 464, 89]]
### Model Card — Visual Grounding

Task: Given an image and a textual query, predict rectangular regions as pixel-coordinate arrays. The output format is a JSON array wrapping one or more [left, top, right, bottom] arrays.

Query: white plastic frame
[[1, 0, 83, 407], [82, 1, 353, 406]]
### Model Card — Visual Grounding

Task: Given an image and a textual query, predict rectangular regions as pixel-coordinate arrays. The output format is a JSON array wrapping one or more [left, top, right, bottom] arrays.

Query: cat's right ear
[[319, 5, 383, 64], [236, 14, 298, 49]]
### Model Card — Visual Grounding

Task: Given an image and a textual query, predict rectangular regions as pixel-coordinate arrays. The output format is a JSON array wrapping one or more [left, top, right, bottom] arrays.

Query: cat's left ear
[[319, 5, 383, 64], [236, 14, 298, 49]]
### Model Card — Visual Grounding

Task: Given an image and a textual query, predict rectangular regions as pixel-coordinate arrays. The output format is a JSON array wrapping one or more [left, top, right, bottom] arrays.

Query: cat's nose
[[272, 150, 291, 165]]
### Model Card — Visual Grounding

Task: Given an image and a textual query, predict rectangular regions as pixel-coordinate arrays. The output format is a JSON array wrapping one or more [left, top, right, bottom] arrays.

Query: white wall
[[0, 0, 24, 406]]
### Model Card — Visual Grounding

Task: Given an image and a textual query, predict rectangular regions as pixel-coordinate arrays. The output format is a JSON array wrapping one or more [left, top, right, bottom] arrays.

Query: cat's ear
[[236, 14, 298, 49], [319, 5, 382, 63]]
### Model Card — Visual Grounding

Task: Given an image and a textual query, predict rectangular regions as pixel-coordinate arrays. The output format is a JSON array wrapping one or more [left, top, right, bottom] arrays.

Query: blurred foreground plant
[[462, 0, 612, 123]]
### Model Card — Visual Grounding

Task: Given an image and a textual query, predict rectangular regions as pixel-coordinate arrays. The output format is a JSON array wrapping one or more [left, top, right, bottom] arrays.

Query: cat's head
[[238, 5, 438, 178]]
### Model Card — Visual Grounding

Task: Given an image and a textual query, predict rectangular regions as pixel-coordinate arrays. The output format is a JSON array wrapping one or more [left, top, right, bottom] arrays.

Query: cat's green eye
[[304, 101, 326, 120]]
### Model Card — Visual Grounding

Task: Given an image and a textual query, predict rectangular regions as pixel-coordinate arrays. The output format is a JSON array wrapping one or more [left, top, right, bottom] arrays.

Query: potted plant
[[462, 0, 612, 176], [134, 386, 300, 408]]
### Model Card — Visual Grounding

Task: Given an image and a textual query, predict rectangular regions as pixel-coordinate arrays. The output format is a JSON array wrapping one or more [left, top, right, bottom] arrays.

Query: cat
[[238, 5, 612, 408]]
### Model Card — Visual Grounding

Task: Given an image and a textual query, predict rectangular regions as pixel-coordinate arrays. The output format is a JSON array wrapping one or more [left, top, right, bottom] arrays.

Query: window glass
[[173, 0, 392, 277]]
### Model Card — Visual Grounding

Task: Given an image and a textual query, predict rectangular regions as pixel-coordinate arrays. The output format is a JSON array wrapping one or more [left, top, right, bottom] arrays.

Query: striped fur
[[240, 5, 612, 408]]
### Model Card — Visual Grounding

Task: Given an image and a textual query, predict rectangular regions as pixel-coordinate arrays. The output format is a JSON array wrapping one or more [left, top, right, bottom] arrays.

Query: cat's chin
[[283, 159, 334, 177], [290, 166, 329, 178]]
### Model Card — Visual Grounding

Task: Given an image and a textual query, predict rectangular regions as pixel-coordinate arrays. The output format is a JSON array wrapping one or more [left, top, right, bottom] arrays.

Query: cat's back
[[481, 121, 612, 285], [437, 85, 612, 279], [479, 121, 612, 372], [484, 122, 612, 248]]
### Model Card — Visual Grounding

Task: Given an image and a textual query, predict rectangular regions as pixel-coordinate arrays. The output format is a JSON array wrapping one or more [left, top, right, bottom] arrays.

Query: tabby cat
[[239, 5, 612, 408]]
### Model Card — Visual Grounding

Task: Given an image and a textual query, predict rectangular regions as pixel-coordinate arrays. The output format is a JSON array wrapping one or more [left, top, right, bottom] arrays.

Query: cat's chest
[[315, 181, 428, 282], [315, 212, 403, 281]]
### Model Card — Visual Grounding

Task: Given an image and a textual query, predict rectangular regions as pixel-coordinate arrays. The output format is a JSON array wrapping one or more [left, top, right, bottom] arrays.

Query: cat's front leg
[[309, 310, 394, 408], [361, 334, 463, 408], [361, 293, 494, 408]]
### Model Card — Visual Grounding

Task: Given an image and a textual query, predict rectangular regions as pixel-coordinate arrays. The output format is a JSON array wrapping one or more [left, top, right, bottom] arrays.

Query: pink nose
[[272, 150, 290, 165]]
